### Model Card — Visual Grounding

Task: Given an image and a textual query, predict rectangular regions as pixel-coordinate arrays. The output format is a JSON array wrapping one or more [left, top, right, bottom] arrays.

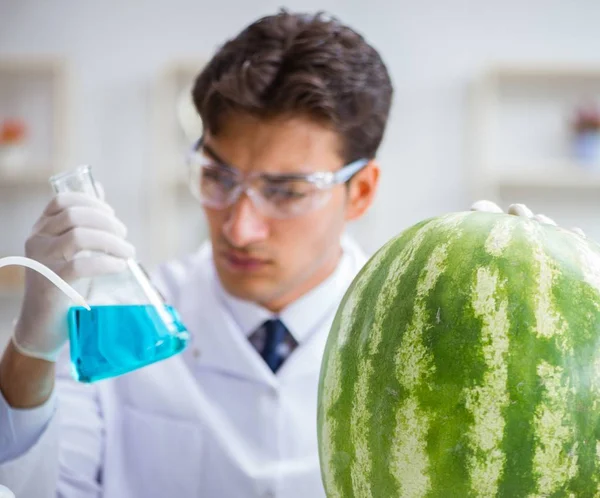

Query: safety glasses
[[186, 138, 369, 219]]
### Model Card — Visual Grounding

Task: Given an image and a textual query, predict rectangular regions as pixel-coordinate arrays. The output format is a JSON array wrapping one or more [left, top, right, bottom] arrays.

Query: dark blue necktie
[[260, 319, 289, 373]]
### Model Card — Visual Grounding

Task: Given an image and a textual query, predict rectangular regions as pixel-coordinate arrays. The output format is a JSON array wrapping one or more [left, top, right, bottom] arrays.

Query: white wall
[[3, 0, 600, 251], [1, 0, 600, 333]]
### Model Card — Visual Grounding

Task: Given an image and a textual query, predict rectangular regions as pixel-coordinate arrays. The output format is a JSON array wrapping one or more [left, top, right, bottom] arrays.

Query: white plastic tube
[[0, 256, 90, 310]]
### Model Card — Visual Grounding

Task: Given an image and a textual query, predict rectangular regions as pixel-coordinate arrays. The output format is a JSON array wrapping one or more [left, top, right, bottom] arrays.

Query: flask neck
[[49, 164, 99, 197]]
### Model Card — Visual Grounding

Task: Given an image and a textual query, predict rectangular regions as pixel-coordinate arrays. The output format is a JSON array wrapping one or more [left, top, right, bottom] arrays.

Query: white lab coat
[[0, 236, 367, 498]]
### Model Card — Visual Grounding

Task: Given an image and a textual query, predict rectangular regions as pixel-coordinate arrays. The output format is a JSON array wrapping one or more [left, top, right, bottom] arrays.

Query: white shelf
[[0, 167, 53, 187], [489, 164, 600, 189], [0, 57, 67, 73], [484, 64, 600, 82], [0, 57, 70, 282]]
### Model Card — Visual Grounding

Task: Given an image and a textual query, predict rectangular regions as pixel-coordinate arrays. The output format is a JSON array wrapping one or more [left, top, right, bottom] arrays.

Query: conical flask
[[49, 165, 190, 382]]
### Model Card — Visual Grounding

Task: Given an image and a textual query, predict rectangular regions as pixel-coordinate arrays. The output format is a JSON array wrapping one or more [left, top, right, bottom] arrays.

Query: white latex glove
[[470, 200, 586, 238], [12, 192, 135, 362]]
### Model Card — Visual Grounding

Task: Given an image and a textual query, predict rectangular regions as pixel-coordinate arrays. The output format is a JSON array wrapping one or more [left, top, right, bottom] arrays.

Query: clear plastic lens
[[191, 160, 332, 218]]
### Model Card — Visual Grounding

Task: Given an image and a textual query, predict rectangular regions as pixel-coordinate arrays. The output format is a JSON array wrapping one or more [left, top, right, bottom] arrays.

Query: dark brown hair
[[192, 10, 393, 163]]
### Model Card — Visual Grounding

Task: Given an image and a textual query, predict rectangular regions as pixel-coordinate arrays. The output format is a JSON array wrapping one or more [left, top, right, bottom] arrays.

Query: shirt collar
[[213, 238, 356, 345], [214, 281, 272, 340]]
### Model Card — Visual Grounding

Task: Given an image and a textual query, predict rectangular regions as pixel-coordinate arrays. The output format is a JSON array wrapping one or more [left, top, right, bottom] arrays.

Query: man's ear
[[345, 161, 380, 221]]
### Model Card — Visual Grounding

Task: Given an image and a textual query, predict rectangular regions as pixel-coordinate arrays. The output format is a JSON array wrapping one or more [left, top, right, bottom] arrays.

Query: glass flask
[[49, 165, 190, 382]]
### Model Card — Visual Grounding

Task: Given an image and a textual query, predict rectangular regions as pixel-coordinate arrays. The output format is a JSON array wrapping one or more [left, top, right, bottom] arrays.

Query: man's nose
[[222, 194, 269, 247]]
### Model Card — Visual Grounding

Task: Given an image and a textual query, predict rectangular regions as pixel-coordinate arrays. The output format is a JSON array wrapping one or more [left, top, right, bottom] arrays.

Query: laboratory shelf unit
[[468, 63, 600, 241], [0, 56, 70, 296]]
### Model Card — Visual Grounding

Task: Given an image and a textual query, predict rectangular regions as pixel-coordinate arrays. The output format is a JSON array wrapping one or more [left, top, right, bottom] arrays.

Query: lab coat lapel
[[177, 263, 278, 389]]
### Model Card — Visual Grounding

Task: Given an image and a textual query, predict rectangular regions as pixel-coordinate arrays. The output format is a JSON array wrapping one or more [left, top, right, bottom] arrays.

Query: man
[[0, 10, 392, 497]]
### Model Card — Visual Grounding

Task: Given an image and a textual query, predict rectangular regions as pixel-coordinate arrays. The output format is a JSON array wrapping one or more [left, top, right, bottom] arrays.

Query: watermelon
[[317, 210, 600, 497]]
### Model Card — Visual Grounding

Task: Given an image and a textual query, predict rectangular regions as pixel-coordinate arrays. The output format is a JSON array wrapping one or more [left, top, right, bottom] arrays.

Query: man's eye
[[203, 168, 237, 188], [263, 184, 308, 200]]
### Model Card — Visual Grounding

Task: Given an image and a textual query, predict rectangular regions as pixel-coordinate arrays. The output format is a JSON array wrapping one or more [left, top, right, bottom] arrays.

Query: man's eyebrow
[[202, 143, 229, 165], [200, 142, 318, 181]]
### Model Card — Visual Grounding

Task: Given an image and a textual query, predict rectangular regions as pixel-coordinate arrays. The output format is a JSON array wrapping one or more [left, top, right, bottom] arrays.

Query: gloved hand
[[11, 192, 135, 362], [470, 200, 586, 238]]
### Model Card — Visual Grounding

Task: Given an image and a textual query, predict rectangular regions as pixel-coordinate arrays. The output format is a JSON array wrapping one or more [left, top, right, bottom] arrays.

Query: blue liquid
[[68, 304, 190, 383]]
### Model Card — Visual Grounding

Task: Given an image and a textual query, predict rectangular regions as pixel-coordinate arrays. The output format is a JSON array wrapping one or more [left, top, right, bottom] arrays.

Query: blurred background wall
[[1, 0, 600, 342]]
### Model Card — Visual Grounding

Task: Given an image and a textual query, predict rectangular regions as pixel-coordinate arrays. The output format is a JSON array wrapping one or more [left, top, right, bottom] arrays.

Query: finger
[[53, 227, 136, 261], [37, 206, 128, 238], [507, 203, 534, 218], [470, 200, 503, 213], [533, 214, 557, 226], [43, 192, 114, 217], [60, 255, 130, 281], [571, 227, 586, 238]]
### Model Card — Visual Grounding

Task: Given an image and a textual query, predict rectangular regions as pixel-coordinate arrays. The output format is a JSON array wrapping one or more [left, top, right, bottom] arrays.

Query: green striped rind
[[525, 223, 578, 497], [317, 211, 600, 497], [464, 265, 510, 497]]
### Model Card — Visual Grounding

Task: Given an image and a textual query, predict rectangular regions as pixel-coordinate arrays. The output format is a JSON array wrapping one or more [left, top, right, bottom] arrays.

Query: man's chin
[[218, 272, 271, 303]]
